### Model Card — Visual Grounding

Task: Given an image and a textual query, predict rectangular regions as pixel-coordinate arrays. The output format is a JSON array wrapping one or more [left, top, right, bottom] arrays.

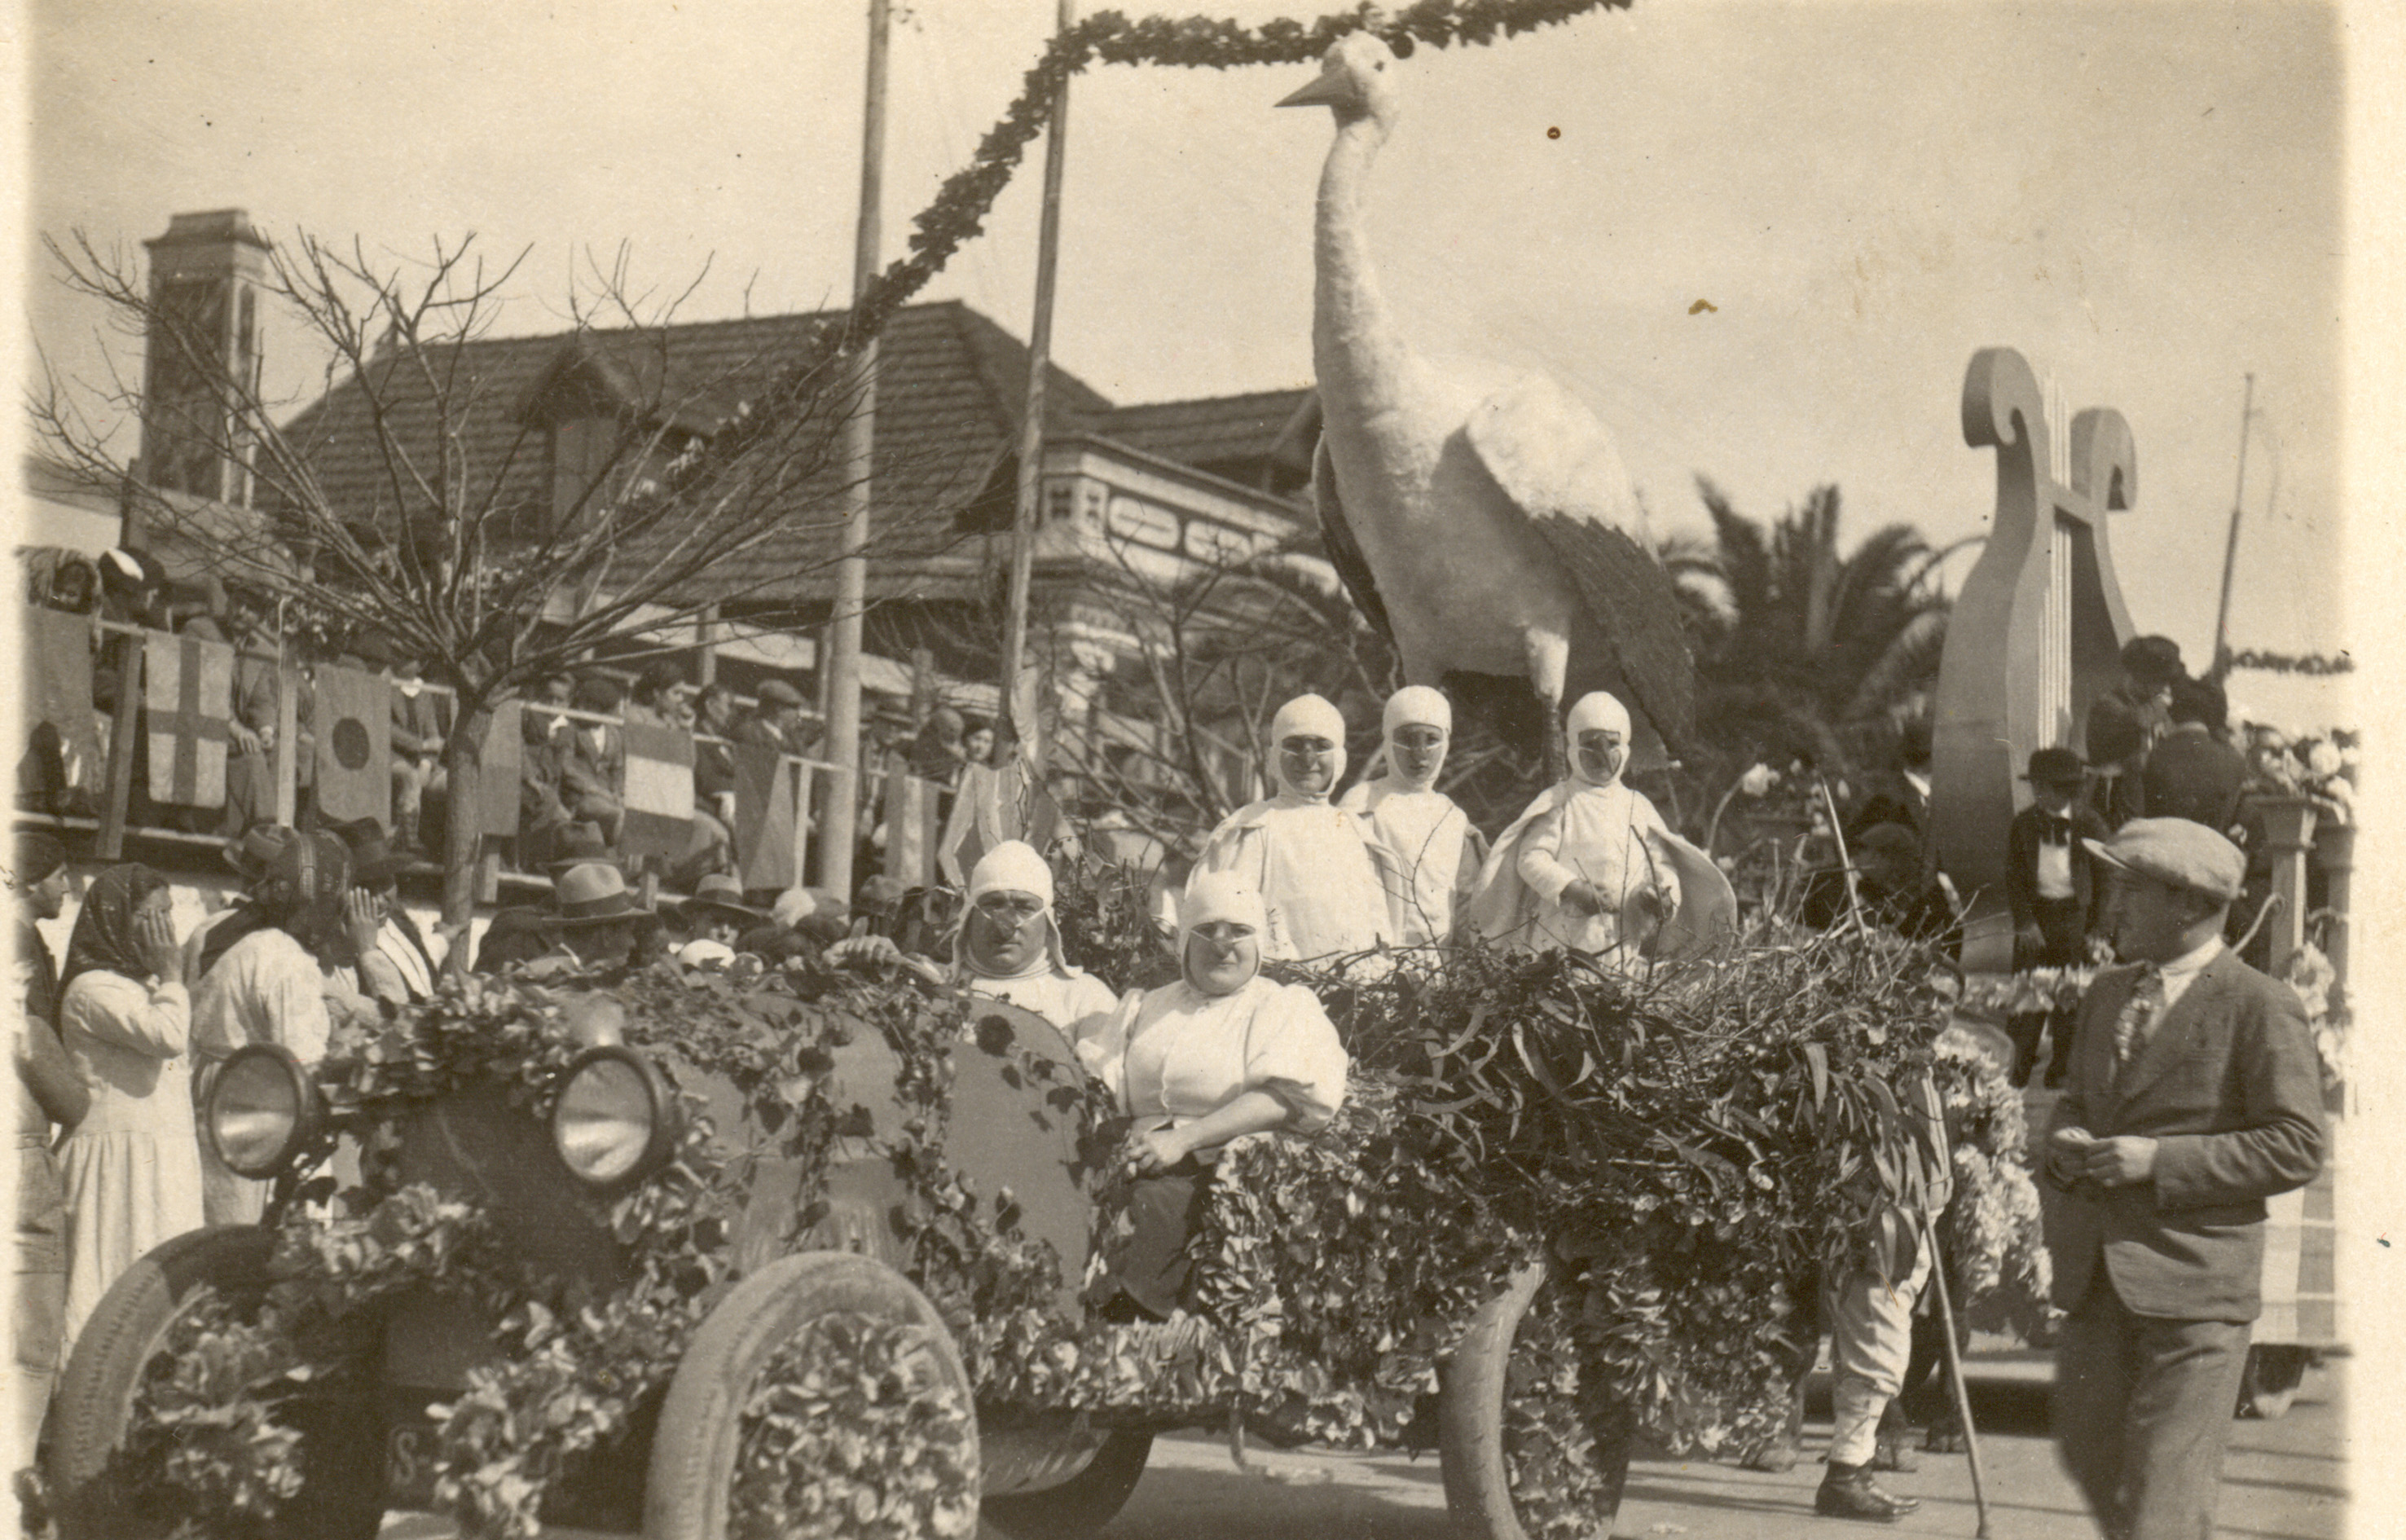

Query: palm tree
[[1671, 480, 1954, 795]]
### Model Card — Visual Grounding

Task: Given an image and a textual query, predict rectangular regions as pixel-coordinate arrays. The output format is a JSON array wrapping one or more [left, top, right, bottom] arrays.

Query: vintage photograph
[[12, 2, 2364, 1537]]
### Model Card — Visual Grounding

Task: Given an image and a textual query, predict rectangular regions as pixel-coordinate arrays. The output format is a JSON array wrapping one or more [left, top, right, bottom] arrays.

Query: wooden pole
[[2210, 372, 2254, 680], [1924, 1214, 1992, 1538], [820, 0, 891, 904], [999, 0, 1078, 727]]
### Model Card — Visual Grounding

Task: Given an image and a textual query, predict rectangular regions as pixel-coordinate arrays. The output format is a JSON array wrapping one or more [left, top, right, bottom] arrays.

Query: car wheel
[[979, 1428, 1153, 1540], [1439, 1261, 1634, 1540], [45, 1225, 386, 1540], [644, 1250, 981, 1538]]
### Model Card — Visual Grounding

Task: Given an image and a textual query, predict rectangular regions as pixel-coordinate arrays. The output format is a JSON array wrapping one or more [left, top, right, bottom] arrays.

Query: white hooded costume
[[1465, 692, 1682, 957], [950, 841, 1120, 1046], [1195, 694, 1401, 961], [1339, 686, 1487, 945]]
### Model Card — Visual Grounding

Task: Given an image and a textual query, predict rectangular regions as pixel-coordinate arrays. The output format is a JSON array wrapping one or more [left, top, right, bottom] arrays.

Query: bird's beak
[[1277, 68, 1349, 109]]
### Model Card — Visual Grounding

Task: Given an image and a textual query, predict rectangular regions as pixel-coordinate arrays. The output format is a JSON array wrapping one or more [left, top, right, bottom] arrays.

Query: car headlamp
[[208, 1044, 324, 1179], [550, 1045, 680, 1189]]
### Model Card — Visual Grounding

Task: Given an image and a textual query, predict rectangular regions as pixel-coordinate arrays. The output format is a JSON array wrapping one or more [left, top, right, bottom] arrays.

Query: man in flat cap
[[2041, 818, 2325, 1540]]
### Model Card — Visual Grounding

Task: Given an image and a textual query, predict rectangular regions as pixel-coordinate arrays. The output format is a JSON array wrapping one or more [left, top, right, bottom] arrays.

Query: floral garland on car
[[103, 870, 2055, 1538]]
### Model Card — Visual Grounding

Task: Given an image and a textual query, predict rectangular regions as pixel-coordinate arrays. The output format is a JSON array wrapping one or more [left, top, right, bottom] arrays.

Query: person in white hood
[[1464, 691, 1682, 960], [1080, 872, 1348, 1317], [1194, 693, 1400, 962], [952, 841, 1120, 1049], [1339, 686, 1488, 945]]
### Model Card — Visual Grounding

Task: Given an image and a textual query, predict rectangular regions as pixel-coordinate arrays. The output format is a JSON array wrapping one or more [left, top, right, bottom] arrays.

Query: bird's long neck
[[1312, 112, 1414, 416]]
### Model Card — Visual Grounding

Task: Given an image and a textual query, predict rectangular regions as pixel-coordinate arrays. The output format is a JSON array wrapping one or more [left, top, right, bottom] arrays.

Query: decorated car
[[43, 869, 2048, 1540]]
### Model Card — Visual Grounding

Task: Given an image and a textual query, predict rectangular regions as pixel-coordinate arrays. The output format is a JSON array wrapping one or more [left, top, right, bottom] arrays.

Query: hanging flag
[[886, 773, 944, 889], [732, 741, 798, 891], [311, 664, 391, 825], [143, 630, 233, 808], [622, 719, 696, 862], [478, 700, 523, 840], [22, 609, 98, 801]]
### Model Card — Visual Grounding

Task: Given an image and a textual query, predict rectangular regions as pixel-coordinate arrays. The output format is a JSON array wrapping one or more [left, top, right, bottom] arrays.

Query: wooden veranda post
[[1000, 0, 1079, 719], [820, 0, 891, 904], [1931, 349, 2143, 972]]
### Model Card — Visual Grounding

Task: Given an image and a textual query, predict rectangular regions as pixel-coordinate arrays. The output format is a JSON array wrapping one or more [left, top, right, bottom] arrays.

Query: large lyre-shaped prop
[[1932, 347, 2141, 972]]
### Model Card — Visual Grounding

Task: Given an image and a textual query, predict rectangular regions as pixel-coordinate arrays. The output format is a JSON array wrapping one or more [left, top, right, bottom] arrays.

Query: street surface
[[380, 1353, 2347, 1539]]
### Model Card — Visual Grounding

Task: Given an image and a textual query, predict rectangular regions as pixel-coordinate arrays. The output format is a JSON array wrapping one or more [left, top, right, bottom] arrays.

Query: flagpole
[[2209, 372, 2254, 682], [1000, 0, 1078, 732], [820, 0, 891, 902]]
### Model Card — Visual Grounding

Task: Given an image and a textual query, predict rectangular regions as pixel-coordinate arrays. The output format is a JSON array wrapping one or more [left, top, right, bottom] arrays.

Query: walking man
[[2041, 818, 2325, 1540]]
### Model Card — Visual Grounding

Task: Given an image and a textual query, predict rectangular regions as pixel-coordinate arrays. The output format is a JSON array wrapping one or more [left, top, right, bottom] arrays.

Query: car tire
[[644, 1250, 979, 1539], [1438, 1261, 1633, 1540], [46, 1225, 386, 1540], [979, 1428, 1153, 1540]]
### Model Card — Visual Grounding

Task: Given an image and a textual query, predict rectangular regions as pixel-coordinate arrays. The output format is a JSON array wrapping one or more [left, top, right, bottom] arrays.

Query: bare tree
[[33, 229, 913, 930]]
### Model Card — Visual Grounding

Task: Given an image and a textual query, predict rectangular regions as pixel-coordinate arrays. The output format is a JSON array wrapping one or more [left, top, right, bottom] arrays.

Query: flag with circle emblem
[[311, 664, 390, 825], [143, 630, 233, 807], [622, 719, 696, 861]]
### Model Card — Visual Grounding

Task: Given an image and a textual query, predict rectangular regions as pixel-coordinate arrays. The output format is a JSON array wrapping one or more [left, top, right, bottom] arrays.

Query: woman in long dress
[[1464, 691, 1683, 960], [56, 862, 203, 1351], [1081, 873, 1348, 1318], [1194, 693, 1399, 963]]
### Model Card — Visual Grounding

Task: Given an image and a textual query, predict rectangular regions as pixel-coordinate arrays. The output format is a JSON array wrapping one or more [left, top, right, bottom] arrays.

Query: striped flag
[[311, 664, 391, 825], [478, 701, 522, 839], [732, 742, 798, 891], [24, 609, 98, 794], [143, 631, 233, 807], [622, 719, 696, 861]]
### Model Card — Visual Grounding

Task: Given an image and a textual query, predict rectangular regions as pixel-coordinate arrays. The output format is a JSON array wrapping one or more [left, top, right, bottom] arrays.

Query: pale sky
[[21, 0, 2351, 724]]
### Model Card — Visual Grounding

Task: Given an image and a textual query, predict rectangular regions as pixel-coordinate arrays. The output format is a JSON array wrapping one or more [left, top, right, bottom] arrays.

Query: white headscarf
[[1178, 871, 1269, 997], [1269, 694, 1349, 801], [953, 840, 1080, 982], [1565, 692, 1632, 788], [1381, 686, 1452, 791]]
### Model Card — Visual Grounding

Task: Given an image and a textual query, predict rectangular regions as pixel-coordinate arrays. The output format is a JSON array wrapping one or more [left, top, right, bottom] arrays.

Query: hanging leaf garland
[[700, 0, 1631, 469]]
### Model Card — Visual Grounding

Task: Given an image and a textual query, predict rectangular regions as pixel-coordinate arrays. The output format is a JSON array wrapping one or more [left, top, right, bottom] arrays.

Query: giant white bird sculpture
[[1278, 33, 1694, 775]]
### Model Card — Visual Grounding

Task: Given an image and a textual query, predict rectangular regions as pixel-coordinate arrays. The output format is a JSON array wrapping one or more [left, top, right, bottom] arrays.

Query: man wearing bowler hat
[[2005, 748, 2112, 1087], [2040, 818, 2324, 1540]]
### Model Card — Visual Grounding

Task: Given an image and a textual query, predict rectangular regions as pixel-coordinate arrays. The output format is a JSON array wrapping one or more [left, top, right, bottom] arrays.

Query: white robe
[[190, 927, 333, 1225], [1339, 778, 1480, 945], [1082, 975, 1348, 1161], [1471, 779, 1682, 955], [1195, 795, 1397, 961], [965, 967, 1122, 1055]]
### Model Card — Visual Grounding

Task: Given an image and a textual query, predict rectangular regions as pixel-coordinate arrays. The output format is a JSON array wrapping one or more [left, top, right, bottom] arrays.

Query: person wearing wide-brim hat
[[673, 873, 768, 967], [2005, 747, 2113, 1088], [524, 862, 658, 978], [183, 825, 301, 985]]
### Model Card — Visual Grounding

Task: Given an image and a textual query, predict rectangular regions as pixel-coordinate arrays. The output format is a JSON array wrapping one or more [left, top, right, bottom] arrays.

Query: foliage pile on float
[[85, 861, 2048, 1538]]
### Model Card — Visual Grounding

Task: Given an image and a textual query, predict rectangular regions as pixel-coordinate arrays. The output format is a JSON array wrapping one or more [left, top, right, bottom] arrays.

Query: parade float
[[41, 853, 2048, 1540]]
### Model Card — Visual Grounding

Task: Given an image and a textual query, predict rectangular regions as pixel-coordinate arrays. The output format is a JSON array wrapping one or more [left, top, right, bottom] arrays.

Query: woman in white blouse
[[1082, 872, 1349, 1318], [55, 863, 203, 1350]]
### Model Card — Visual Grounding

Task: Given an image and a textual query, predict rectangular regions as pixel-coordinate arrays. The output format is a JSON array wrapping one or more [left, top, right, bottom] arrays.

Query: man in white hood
[[1195, 694, 1401, 962], [1339, 686, 1487, 946], [951, 840, 1120, 1049]]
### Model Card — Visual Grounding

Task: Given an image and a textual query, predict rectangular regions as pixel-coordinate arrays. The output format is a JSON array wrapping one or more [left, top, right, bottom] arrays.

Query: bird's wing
[[1310, 433, 1397, 652], [1464, 374, 1696, 750]]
